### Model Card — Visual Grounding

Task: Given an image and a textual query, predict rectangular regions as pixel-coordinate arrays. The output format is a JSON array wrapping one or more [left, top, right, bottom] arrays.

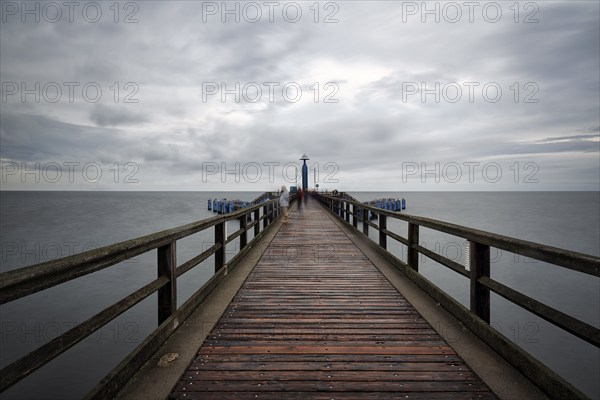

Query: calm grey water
[[0, 191, 598, 399]]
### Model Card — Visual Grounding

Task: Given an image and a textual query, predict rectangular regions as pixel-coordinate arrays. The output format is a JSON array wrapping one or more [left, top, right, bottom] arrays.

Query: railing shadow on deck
[[0, 192, 292, 399], [314, 191, 599, 400]]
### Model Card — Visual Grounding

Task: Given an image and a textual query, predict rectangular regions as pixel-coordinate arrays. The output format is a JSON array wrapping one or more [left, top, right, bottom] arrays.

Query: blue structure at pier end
[[300, 153, 309, 191]]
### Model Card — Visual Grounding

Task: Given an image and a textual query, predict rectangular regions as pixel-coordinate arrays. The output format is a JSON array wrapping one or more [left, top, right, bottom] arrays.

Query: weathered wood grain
[[169, 199, 496, 399]]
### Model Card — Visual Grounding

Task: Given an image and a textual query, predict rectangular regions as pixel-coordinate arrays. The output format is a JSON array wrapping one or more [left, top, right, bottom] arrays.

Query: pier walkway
[[160, 198, 523, 399]]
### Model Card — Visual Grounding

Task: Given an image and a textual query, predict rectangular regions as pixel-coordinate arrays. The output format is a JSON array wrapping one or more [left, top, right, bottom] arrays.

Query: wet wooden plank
[[191, 361, 468, 372], [205, 334, 439, 342], [169, 199, 496, 398], [182, 370, 478, 381], [173, 379, 489, 392], [194, 353, 464, 364], [198, 345, 454, 355], [169, 392, 496, 400]]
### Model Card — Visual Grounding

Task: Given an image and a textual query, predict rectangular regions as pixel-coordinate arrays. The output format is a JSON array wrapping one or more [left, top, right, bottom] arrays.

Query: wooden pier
[[169, 198, 495, 399], [1, 191, 598, 399]]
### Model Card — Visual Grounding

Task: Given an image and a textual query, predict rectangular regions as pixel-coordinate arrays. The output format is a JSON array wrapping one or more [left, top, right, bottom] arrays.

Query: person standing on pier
[[279, 185, 290, 223], [297, 188, 304, 214]]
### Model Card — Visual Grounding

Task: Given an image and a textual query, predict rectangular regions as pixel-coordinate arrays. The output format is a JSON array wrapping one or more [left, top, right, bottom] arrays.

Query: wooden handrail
[[318, 193, 599, 277], [0, 194, 283, 395]]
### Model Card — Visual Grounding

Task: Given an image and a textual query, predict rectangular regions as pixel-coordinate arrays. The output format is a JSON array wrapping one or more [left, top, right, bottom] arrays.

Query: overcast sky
[[1, 0, 598, 191]]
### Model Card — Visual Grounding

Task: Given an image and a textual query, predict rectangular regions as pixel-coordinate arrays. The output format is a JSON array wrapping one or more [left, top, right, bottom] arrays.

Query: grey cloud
[[89, 104, 148, 127], [1, 1, 598, 190], [538, 133, 600, 143], [503, 139, 599, 156], [0, 112, 137, 162]]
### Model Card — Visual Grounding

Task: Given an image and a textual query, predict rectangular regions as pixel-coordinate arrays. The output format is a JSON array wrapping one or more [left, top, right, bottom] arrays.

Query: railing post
[[408, 223, 419, 272], [254, 208, 260, 236], [352, 204, 358, 229], [379, 214, 387, 250], [470, 241, 490, 323], [263, 205, 268, 229], [345, 202, 350, 223], [363, 208, 369, 236], [215, 221, 226, 273], [157, 241, 176, 325], [239, 214, 247, 249]]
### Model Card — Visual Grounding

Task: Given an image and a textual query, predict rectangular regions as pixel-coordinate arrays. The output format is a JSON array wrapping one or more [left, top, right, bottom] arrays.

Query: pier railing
[[0, 193, 286, 399], [314, 191, 599, 399]]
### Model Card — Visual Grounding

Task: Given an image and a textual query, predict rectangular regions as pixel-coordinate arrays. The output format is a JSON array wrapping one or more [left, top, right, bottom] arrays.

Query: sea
[[0, 191, 598, 399]]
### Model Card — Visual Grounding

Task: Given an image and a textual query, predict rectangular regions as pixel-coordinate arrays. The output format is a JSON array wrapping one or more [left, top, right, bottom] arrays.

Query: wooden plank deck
[[168, 198, 496, 399]]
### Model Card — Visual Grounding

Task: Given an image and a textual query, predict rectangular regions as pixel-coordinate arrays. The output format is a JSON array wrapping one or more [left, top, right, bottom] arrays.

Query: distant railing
[[0, 192, 287, 399], [314, 192, 599, 400], [250, 191, 279, 204]]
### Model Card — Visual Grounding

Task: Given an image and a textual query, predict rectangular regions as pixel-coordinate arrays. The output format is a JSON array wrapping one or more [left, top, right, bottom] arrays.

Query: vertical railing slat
[[239, 214, 247, 249], [344, 201, 349, 223], [215, 221, 225, 273], [254, 208, 260, 236], [408, 223, 419, 272], [157, 241, 177, 325], [263, 205, 268, 230], [379, 214, 387, 250], [470, 241, 491, 323]]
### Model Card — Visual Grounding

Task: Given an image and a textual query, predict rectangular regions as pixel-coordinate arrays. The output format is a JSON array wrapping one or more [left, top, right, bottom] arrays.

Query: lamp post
[[300, 153, 309, 191]]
